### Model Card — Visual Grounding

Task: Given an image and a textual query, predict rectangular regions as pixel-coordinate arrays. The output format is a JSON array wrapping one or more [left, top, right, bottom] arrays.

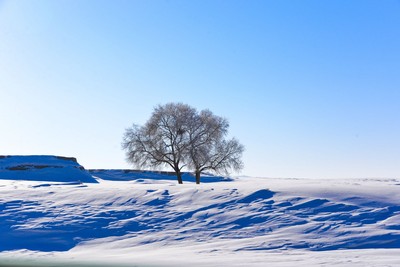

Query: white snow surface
[[0, 155, 97, 183], [1, 156, 400, 266]]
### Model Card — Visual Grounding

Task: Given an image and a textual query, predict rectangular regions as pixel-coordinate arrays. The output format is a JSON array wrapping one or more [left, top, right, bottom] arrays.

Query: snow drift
[[0, 156, 97, 183], [0, 156, 400, 266]]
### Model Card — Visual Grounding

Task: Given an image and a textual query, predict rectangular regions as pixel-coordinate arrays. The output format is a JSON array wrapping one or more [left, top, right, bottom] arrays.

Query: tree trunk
[[195, 170, 201, 184], [176, 170, 183, 184]]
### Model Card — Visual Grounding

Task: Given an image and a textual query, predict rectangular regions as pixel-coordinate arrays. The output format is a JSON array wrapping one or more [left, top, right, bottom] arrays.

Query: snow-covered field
[[1, 156, 400, 266]]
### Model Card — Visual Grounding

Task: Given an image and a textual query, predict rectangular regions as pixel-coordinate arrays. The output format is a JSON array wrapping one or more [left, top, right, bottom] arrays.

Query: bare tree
[[122, 103, 196, 184], [122, 102, 244, 184], [205, 138, 244, 175], [186, 110, 244, 184]]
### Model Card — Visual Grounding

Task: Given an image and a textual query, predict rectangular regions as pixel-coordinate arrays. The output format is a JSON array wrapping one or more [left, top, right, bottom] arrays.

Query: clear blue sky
[[1, 0, 399, 178]]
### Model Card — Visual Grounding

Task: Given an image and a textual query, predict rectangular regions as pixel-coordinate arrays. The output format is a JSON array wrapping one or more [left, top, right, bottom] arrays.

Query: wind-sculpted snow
[[1, 177, 400, 257]]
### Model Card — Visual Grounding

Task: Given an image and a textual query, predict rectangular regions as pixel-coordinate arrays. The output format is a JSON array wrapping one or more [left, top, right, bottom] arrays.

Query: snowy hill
[[0, 156, 97, 183], [1, 156, 400, 266]]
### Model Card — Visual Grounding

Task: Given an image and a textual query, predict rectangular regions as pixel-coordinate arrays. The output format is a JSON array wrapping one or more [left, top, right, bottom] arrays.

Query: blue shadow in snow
[[89, 169, 233, 183], [0, 200, 148, 252]]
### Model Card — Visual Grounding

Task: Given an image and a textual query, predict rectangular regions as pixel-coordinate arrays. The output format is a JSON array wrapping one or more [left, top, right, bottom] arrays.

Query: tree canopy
[[122, 103, 244, 184]]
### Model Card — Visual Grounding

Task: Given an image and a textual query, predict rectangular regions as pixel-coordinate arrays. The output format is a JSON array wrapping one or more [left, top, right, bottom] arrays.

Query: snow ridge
[[1, 156, 400, 266], [1, 178, 399, 253]]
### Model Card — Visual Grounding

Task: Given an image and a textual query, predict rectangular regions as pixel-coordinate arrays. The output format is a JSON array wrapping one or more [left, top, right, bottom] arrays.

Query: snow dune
[[1, 156, 400, 266]]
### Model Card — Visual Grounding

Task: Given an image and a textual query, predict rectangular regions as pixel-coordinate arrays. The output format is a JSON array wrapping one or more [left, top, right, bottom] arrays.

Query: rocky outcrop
[[0, 155, 97, 183]]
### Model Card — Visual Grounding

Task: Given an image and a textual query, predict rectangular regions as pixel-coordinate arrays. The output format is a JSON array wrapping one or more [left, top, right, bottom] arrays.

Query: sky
[[0, 0, 399, 178]]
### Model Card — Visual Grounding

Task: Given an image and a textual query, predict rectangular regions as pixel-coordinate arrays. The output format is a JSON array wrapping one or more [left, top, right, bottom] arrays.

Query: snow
[[0, 156, 97, 183], [1, 156, 400, 266]]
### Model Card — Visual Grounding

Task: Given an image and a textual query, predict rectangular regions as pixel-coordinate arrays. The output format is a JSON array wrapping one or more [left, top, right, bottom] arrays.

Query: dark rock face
[[54, 156, 78, 163], [6, 165, 63, 171]]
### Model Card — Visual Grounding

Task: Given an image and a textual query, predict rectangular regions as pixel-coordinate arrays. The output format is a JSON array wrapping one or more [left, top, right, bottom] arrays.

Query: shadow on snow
[[1, 188, 400, 252]]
